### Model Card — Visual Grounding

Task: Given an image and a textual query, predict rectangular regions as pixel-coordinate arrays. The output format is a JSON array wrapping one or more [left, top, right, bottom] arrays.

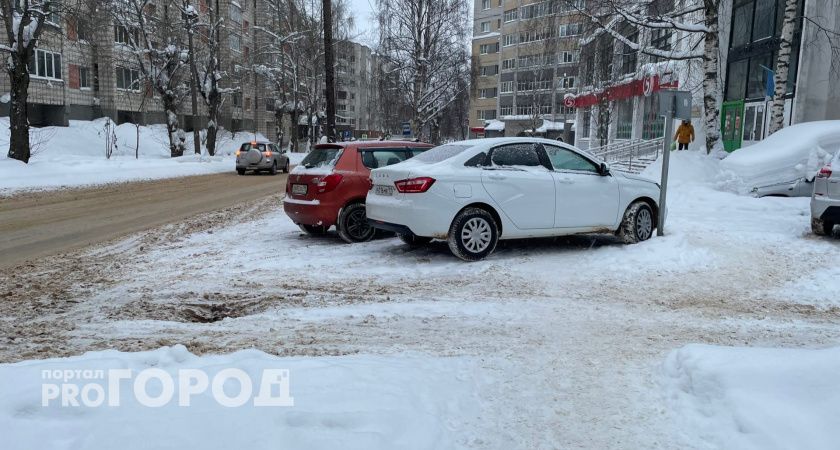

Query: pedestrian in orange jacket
[[674, 120, 694, 150]]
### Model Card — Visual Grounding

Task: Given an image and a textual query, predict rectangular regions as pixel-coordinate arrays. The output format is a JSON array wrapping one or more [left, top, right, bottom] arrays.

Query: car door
[[543, 144, 620, 228], [481, 143, 555, 230]]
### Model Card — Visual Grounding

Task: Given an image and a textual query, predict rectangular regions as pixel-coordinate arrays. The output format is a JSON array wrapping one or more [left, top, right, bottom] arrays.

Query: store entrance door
[[742, 102, 767, 148], [721, 100, 745, 152]]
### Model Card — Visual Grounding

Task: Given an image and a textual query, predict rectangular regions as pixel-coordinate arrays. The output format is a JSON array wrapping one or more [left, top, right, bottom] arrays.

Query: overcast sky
[[349, 0, 377, 47]]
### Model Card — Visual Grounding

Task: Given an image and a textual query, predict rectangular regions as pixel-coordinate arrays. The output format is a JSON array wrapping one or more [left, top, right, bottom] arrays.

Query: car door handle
[[487, 174, 507, 181], [557, 178, 574, 184]]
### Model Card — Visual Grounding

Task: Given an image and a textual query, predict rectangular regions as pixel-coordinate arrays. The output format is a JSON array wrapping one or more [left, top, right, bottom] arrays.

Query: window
[[500, 106, 513, 116], [266, 98, 276, 111], [561, 77, 576, 89], [581, 107, 591, 138], [481, 0, 490, 9], [464, 152, 488, 167], [245, 97, 251, 111], [620, 32, 638, 74], [725, 58, 749, 100], [746, 53, 773, 99], [491, 144, 541, 167], [232, 92, 242, 107], [616, 99, 633, 139], [79, 66, 91, 89], [731, 0, 754, 47], [480, 65, 499, 76], [559, 23, 581, 37], [114, 26, 138, 45], [502, 34, 516, 47], [360, 149, 412, 169], [480, 21, 490, 33], [28, 50, 62, 80], [115, 67, 140, 90], [479, 43, 499, 54], [753, 0, 775, 40], [77, 20, 92, 42], [502, 58, 516, 70], [230, 2, 243, 24], [477, 109, 497, 120], [479, 87, 497, 98], [230, 33, 241, 51], [500, 81, 514, 93], [503, 8, 518, 22], [561, 51, 578, 64], [544, 146, 598, 173]]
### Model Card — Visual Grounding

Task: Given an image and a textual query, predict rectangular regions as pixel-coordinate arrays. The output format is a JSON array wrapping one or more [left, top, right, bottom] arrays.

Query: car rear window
[[301, 147, 342, 168], [240, 143, 267, 151], [359, 149, 414, 169], [412, 144, 472, 163]]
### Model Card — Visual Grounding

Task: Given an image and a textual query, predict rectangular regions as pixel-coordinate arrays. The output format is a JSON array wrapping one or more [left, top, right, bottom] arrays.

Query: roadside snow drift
[[720, 120, 840, 192], [0, 345, 480, 450], [0, 118, 281, 194], [664, 344, 840, 450]]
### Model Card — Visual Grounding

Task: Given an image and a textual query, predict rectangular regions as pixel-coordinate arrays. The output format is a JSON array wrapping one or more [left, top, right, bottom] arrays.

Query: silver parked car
[[236, 141, 290, 175], [811, 151, 840, 236], [752, 177, 814, 198]]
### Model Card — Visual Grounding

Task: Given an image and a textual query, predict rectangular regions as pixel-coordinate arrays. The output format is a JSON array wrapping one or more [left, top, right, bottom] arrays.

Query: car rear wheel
[[617, 201, 654, 244], [283, 161, 290, 173], [812, 217, 835, 236], [448, 208, 499, 262], [237, 169, 246, 175], [398, 233, 433, 247], [269, 162, 278, 175], [299, 224, 329, 235], [337, 203, 375, 243]]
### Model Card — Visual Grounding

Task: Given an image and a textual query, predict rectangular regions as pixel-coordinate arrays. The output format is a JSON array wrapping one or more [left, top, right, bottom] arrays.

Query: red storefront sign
[[568, 73, 678, 108]]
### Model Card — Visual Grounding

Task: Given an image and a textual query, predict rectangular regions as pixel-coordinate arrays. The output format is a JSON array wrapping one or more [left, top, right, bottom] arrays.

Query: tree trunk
[[206, 92, 220, 156], [7, 59, 32, 163], [290, 110, 300, 152], [768, 0, 797, 135], [164, 98, 182, 157], [702, 1, 722, 154]]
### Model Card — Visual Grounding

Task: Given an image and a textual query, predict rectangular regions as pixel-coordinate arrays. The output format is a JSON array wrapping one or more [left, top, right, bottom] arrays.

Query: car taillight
[[264, 151, 272, 158], [316, 173, 343, 193], [817, 164, 832, 178], [235, 150, 241, 157], [394, 177, 435, 193]]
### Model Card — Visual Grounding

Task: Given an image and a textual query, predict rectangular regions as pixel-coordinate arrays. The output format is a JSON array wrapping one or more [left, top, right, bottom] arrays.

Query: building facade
[[469, 0, 585, 139]]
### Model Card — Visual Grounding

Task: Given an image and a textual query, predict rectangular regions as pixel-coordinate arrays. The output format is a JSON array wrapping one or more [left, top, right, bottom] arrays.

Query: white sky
[[349, 0, 377, 46]]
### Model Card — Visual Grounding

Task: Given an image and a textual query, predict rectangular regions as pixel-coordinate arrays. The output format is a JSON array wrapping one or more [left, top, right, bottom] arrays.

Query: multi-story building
[[469, 0, 585, 139], [334, 41, 384, 138]]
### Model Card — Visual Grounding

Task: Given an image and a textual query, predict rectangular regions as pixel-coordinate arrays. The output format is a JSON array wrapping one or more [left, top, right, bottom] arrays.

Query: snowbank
[[0, 345, 481, 450], [0, 118, 271, 194], [720, 121, 840, 192], [664, 344, 840, 450]]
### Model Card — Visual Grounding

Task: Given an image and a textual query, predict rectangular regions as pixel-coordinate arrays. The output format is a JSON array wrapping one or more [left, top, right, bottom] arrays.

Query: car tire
[[283, 161, 290, 173], [812, 217, 835, 236], [617, 201, 654, 244], [337, 203, 375, 243], [299, 224, 329, 235], [398, 233, 433, 247], [447, 208, 499, 262], [237, 169, 246, 175], [269, 162, 278, 175]]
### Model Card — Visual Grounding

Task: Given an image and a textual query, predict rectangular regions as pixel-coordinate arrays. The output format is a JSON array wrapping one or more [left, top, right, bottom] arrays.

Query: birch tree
[[375, 0, 469, 142], [190, 0, 225, 155]]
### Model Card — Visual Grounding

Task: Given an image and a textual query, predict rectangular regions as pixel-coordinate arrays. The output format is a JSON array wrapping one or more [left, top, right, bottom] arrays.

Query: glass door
[[741, 102, 766, 148]]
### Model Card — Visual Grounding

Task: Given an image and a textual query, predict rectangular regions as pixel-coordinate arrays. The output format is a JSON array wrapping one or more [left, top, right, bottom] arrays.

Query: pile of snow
[[535, 119, 575, 133], [0, 118, 273, 193], [484, 119, 505, 131], [664, 344, 840, 450], [720, 120, 840, 193], [0, 345, 481, 450]]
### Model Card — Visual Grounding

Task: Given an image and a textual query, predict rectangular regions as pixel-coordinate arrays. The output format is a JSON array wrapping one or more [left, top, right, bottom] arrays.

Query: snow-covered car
[[236, 141, 290, 175], [366, 138, 661, 261], [811, 151, 840, 236], [722, 121, 840, 197]]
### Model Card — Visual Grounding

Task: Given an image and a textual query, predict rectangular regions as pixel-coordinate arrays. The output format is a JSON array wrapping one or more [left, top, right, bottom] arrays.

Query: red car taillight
[[316, 173, 343, 193], [394, 177, 435, 193], [817, 164, 832, 178]]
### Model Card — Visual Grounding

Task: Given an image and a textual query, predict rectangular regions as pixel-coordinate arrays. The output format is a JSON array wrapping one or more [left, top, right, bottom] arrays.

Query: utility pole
[[322, 0, 336, 142], [657, 90, 691, 236], [185, 0, 201, 155]]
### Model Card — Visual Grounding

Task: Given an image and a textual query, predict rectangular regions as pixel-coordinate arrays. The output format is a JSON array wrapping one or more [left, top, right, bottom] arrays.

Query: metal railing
[[587, 137, 663, 174]]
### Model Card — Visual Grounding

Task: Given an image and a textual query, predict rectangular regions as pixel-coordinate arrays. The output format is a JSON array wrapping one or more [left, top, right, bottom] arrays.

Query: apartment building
[[334, 40, 384, 138], [469, 0, 585, 139], [0, 0, 283, 142]]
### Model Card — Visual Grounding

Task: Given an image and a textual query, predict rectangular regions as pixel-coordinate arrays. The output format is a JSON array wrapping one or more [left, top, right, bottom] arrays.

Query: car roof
[[316, 140, 433, 149]]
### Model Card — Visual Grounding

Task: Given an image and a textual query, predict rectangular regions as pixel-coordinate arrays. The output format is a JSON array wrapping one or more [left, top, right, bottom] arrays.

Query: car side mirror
[[598, 163, 610, 176]]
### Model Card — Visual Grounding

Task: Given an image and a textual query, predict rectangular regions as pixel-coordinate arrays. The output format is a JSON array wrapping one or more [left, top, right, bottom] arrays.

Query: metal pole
[[657, 112, 674, 236], [186, 2, 201, 155]]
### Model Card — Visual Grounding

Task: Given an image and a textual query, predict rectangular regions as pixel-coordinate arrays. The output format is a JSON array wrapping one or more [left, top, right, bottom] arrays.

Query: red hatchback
[[283, 141, 433, 243]]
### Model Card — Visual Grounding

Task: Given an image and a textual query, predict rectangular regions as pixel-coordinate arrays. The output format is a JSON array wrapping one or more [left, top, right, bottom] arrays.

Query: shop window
[[746, 53, 773, 100], [731, 0, 754, 47], [725, 59, 748, 101], [616, 100, 633, 140]]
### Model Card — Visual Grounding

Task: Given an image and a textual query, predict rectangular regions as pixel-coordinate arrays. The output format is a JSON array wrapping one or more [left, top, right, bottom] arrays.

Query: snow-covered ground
[[1, 150, 839, 448], [0, 118, 306, 194]]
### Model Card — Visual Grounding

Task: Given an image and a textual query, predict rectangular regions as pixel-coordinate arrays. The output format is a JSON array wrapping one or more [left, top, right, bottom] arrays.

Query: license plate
[[374, 185, 394, 196], [291, 184, 308, 195]]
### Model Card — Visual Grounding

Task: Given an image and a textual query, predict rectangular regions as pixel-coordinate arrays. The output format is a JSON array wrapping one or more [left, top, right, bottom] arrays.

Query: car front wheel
[[269, 162, 278, 175], [447, 208, 499, 261], [337, 203, 375, 243], [812, 217, 835, 236], [617, 201, 654, 244]]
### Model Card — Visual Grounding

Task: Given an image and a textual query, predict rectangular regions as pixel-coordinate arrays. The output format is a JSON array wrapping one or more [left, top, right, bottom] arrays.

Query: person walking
[[674, 120, 695, 150]]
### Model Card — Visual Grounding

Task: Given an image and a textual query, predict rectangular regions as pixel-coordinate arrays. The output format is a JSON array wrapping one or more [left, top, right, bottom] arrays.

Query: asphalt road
[[0, 172, 287, 268]]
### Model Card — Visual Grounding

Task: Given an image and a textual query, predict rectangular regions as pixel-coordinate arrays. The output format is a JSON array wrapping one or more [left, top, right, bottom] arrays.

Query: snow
[[484, 119, 505, 131], [0, 346, 481, 450], [535, 119, 574, 133], [664, 344, 840, 450], [720, 120, 840, 193], [0, 118, 271, 194]]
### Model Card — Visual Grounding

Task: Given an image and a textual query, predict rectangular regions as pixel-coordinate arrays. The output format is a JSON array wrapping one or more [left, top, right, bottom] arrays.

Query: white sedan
[[366, 138, 661, 261]]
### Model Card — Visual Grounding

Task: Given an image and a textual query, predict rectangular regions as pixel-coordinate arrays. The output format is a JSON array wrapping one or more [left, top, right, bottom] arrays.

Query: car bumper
[[811, 196, 840, 222], [365, 192, 454, 238], [283, 198, 341, 228], [236, 161, 272, 170]]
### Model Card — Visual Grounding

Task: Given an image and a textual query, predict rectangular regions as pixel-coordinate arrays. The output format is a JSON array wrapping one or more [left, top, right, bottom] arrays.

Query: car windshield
[[301, 147, 342, 168], [412, 144, 473, 163]]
